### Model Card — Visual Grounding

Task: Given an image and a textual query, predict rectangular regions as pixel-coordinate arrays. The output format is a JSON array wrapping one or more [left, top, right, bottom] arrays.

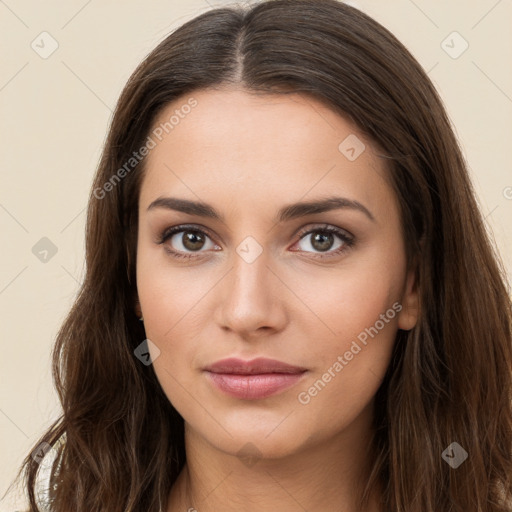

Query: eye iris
[[182, 231, 205, 251], [311, 232, 334, 252]]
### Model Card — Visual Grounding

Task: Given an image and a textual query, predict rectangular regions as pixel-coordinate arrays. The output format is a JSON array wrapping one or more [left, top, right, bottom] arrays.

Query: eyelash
[[156, 223, 355, 261]]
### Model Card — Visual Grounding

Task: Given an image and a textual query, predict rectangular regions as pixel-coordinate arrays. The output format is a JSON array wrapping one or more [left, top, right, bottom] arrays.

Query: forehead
[[139, 88, 395, 220]]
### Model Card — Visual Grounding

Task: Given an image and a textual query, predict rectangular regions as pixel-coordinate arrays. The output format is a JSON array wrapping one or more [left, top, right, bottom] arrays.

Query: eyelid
[[294, 223, 354, 240], [157, 222, 353, 243], [156, 223, 218, 244]]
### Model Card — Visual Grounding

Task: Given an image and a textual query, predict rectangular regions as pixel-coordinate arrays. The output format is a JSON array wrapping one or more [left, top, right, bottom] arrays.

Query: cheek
[[137, 273, 202, 369], [293, 291, 399, 437], [288, 251, 402, 414], [136, 240, 215, 342], [135, 253, 218, 407], [289, 248, 403, 349], [136, 272, 199, 413]]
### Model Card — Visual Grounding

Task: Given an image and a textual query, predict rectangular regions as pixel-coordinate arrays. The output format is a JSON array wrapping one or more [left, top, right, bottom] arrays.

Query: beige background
[[1, 0, 511, 509]]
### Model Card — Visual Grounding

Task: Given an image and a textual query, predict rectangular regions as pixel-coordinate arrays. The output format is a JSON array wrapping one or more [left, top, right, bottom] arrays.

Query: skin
[[135, 87, 419, 512]]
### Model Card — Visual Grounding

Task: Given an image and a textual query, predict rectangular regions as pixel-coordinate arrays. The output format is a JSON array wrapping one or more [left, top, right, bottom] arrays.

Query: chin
[[186, 408, 318, 463]]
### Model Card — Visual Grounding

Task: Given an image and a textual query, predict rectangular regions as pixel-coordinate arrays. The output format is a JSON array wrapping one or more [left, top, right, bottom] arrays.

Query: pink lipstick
[[203, 357, 307, 400]]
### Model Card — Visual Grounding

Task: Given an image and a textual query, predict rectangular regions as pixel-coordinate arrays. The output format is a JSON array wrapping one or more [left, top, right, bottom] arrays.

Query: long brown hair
[[7, 0, 512, 510]]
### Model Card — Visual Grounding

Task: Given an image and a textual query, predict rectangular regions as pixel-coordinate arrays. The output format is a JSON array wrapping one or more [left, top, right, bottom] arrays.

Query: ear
[[397, 260, 420, 331]]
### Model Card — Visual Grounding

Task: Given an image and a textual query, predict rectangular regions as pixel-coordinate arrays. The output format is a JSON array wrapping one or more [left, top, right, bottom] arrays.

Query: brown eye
[[180, 230, 207, 251], [309, 232, 335, 252], [293, 225, 355, 259], [158, 225, 219, 259]]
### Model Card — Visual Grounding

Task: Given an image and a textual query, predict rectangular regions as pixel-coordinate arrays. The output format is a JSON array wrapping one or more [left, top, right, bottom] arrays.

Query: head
[[135, 84, 420, 491], [15, 1, 512, 511]]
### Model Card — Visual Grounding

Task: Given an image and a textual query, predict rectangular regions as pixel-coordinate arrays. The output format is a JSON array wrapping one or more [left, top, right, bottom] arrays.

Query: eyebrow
[[147, 195, 376, 223]]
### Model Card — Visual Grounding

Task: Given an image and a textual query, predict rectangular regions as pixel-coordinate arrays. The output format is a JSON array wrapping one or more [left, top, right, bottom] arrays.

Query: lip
[[203, 357, 308, 400]]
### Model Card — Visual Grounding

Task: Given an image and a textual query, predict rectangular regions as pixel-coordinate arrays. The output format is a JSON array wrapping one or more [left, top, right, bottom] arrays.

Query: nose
[[214, 244, 288, 340]]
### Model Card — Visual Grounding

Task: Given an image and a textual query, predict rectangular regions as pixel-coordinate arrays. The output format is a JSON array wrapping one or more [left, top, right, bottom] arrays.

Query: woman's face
[[136, 87, 418, 460]]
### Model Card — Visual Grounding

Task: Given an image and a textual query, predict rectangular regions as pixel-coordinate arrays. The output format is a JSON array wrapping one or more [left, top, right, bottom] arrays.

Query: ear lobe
[[397, 263, 420, 331]]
